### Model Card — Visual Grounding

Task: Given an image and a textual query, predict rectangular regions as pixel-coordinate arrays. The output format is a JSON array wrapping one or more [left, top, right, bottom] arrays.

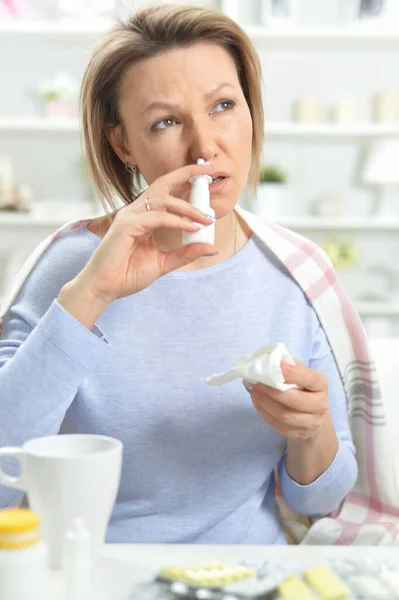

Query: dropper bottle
[[63, 517, 93, 600], [182, 157, 215, 247]]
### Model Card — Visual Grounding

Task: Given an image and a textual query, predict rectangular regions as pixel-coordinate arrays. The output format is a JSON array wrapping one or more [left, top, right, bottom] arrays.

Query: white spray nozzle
[[189, 158, 212, 183]]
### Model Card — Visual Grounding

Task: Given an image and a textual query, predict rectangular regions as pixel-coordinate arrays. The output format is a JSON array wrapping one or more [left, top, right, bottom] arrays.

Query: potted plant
[[321, 236, 359, 272], [321, 235, 360, 297], [252, 164, 288, 220], [38, 73, 79, 119]]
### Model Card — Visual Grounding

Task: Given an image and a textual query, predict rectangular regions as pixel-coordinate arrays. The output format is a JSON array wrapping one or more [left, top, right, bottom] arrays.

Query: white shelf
[[0, 117, 78, 132], [3, 212, 398, 231], [0, 20, 110, 37], [0, 213, 79, 227], [355, 303, 399, 316], [0, 204, 101, 227], [264, 123, 399, 139], [245, 25, 399, 52], [277, 217, 399, 230], [2, 22, 399, 52], [2, 118, 399, 138]]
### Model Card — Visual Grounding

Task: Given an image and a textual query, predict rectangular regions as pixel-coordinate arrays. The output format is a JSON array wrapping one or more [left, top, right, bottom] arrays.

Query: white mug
[[0, 434, 123, 569]]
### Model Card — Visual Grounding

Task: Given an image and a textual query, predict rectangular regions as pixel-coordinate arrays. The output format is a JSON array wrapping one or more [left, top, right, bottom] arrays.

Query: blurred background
[[2, 0, 399, 339]]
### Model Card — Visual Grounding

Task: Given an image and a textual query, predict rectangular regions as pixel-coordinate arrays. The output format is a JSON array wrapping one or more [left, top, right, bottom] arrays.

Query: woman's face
[[111, 41, 253, 217]]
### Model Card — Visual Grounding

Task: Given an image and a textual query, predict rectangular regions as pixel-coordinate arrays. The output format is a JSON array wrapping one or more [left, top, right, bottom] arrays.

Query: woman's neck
[[87, 207, 251, 272], [171, 209, 251, 272]]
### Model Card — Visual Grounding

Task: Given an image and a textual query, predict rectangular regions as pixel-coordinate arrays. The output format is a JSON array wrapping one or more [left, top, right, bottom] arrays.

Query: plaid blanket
[[1, 205, 398, 544]]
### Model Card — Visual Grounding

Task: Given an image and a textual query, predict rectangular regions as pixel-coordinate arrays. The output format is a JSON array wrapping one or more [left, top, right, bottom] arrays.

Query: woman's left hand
[[243, 360, 330, 442]]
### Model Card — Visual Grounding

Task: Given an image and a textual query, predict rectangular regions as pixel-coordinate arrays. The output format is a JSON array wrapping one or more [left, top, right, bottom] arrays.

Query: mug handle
[[0, 448, 27, 490]]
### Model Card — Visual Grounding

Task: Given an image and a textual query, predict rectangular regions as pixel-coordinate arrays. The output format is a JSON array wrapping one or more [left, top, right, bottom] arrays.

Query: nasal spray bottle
[[182, 158, 215, 247]]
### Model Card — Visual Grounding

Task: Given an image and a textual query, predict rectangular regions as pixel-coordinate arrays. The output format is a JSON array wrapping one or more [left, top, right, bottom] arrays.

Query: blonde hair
[[80, 3, 264, 215]]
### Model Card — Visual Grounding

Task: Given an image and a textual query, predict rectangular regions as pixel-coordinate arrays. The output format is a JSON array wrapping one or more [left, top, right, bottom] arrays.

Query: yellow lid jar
[[0, 508, 49, 600]]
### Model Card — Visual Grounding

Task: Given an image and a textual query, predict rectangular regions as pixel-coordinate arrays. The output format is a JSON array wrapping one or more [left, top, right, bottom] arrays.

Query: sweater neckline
[[163, 233, 254, 279]]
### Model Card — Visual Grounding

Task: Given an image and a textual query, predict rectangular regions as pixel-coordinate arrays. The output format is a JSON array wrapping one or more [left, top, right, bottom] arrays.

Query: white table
[[48, 543, 399, 599]]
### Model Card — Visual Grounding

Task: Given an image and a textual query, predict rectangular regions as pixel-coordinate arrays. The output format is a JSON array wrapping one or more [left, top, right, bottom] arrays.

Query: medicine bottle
[[0, 507, 49, 600]]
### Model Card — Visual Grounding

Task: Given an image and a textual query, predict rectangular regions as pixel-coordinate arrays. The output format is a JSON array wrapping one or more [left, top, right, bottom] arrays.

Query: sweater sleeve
[[278, 312, 358, 517], [0, 231, 112, 507]]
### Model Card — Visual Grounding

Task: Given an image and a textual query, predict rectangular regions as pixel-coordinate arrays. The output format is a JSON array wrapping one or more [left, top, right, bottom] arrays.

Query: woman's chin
[[211, 204, 238, 221], [211, 192, 239, 211]]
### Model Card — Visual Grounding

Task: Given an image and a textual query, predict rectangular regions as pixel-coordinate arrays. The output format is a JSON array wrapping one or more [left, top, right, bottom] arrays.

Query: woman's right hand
[[73, 162, 216, 305]]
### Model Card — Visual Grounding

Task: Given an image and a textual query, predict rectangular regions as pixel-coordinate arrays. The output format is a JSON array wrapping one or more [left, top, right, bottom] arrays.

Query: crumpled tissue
[[205, 343, 296, 392]]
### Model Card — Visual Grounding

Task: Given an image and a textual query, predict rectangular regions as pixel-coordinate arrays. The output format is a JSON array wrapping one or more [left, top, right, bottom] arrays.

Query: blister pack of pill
[[329, 556, 399, 600], [131, 560, 283, 599], [130, 557, 399, 600]]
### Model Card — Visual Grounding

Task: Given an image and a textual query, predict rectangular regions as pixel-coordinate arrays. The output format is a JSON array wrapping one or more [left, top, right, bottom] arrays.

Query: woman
[[0, 4, 392, 545]]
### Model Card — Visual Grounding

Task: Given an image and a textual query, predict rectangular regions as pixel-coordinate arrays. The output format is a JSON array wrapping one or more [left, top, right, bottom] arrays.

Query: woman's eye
[[213, 99, 235, 112], [151, 100, 235, 131], [151, 118, 177, 131]]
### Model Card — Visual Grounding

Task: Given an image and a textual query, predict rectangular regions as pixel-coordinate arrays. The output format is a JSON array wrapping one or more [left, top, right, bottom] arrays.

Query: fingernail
[[192, 222, 206, 229], [243, 380, 253, 391], [206, 214, 216, 221]]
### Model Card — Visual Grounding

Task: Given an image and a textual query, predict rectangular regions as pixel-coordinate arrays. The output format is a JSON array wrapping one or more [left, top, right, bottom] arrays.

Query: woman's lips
[[209, 176, 228, 193]]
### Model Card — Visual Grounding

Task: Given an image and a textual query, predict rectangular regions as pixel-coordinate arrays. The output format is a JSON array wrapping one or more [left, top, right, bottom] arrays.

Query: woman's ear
[[104, 123, 136, 166]]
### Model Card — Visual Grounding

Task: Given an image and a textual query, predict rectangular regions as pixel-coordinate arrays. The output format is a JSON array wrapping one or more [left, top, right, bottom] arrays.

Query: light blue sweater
[[0, 224, 358, 544]]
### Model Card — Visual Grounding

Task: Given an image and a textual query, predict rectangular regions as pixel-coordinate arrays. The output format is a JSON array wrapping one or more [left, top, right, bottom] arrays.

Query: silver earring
[[125, 163, 136, 174]]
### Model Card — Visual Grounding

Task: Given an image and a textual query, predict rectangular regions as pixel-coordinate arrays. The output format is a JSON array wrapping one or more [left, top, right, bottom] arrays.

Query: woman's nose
[[188, 122, 218, 163]]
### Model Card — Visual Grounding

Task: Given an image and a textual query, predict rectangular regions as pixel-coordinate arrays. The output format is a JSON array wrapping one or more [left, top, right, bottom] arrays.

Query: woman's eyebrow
[[141, 82, 236, 116]]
